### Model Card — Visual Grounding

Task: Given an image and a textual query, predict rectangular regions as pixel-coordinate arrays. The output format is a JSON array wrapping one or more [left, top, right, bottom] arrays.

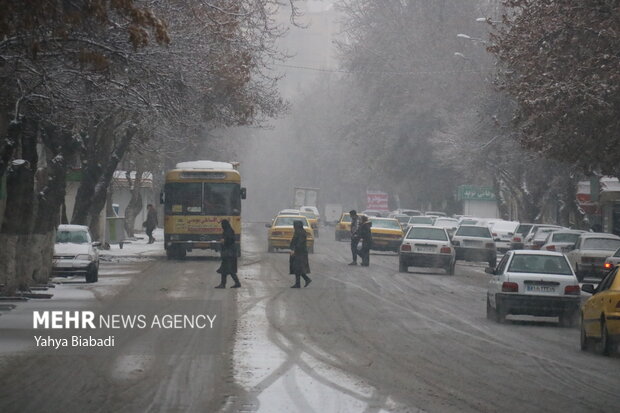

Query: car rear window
[[407, 227, 448, 241], [583, 238, 620, 251], [515, 224, 533, 235], [455, 226, 492, 238], [508, 254, 573, 275], [459, 219, 479, 226], [370, 219, 401, 229], [274, 217, 308, 227], [551, 233, 581, 243]]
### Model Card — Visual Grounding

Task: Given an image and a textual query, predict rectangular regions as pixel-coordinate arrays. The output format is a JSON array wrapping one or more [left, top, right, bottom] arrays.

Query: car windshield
[[407, 227, 448, 241], [409, 216, 434, 225], [56, 230, 91, 244], [515, 224, 533, 235], [165, 182, 241, 216], [583, 238, 620, 251], [455, 226, 491, 238], [508, 254, 573, 275], [551, 233, 581, 243], [274, 217, 308, 227], [370, 219, 401, 229]]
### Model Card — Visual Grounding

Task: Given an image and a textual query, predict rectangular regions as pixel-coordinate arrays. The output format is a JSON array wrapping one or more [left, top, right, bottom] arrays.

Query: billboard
[[366, 190, 389, 211]]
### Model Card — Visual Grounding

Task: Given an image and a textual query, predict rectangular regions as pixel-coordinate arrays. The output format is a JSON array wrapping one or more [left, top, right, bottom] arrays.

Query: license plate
[[415, 246, 435, 253], [464, 240, 480, 246], [526, 285, 557, 293]]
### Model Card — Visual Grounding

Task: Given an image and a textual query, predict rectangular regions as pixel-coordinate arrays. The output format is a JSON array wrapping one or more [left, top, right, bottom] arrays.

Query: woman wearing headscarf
[[289, 220, 312, 288], [214, 219, 241, 288]]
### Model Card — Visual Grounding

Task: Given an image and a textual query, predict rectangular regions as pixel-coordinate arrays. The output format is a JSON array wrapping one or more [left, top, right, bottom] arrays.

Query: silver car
[[399, 226, 456, 274], [451, 225, 497, 268], [566, 232, 620, 281], [53, 225, 100, 283]]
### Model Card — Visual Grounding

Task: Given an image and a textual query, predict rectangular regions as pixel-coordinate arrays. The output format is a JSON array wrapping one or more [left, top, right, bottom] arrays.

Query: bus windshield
[[165, 182, 241, 215]]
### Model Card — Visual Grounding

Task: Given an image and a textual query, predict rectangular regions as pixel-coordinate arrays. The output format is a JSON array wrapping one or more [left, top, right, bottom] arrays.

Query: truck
[[293, 187, 320, 210]]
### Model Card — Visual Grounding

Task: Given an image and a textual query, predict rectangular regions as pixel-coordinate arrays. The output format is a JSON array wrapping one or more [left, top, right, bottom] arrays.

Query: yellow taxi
[[299, 210, 319, 238], [335, 212, 367, 241], [369, 217, 404, 252], [581, 266, 620, 355], [267, 215, 314, 253]]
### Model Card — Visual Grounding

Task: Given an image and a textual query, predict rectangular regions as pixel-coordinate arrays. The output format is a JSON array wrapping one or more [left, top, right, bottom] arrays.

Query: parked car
[[451, 225, 497, 268], [509, 223, 535, 250], [525, 227, 563, 250], [53, 225, 100, 283], [488, 220, 520, 253], [369, 217, 404, 252], [541, 230, 586, 253], [566, 232, 620, 281], [486, 250, 581, 325], [433, 217, 459, 237], [399, 225, 456, 274], [406, 215, 435, 229], [267, 215, 314, 253], [580, 267, 620, 355]]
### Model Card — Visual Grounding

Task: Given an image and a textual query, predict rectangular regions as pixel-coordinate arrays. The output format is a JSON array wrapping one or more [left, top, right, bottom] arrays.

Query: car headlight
[[75, 254, 94, 261]]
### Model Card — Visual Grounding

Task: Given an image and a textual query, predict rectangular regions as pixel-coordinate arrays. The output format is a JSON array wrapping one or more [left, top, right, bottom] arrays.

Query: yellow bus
[[161, 161, 246, 259]]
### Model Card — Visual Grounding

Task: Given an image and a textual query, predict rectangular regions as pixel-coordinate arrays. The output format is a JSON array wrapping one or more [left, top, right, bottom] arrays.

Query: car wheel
[[315, 231, 319, 238], [580, 315, 590, 351], [166, 248, 174, 260], [309, 246, 314, 254], [398, 260, 408, 273], [495, 301, 507, 323], [335, 233, 340, 241], [267, 243, 274, 253], [85, 266, 98, 283], [488, 258, 496, 268], [486, 296, 496, 321], [446, 261, 455, 275], [559, 311, 578, 328], [601, 320, 615, 356], [575, 264, 584, 282]]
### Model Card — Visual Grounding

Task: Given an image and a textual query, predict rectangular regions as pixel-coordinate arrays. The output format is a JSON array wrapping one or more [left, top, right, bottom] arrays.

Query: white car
[[53, 225, 100, 283], [486, 250, 581, 325], [566, 232, 620, 281], [399, 225, 456, 274], [451, 225, 497, 268], [300, 205, 320, 222], [525, 227, 563, 250], [406, 216, 435, 230], [488, 220, 520, 253], [540, 229, 585, 253], [433, 217, 459, 236]]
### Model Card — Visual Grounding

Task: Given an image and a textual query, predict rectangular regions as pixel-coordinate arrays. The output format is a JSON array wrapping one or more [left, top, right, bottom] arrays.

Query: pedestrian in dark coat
[[145, 204, 158, 244], [349, 210, 360, 265], [358, 216, 372, 266], [289, 220, 312, 288], [215, 219, 241, 288]]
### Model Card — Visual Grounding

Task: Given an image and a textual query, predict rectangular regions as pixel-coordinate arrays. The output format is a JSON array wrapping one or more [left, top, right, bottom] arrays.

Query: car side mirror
[[160, 191, 164, 204], [581, 284, 595, 294], [241, 187, 247, 200], [92, 241, 101, 247], [484, 267, 496, 275]]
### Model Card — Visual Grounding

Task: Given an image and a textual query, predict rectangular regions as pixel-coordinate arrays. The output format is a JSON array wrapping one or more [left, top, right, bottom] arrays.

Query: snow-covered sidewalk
[[99, 228, 165, 260]]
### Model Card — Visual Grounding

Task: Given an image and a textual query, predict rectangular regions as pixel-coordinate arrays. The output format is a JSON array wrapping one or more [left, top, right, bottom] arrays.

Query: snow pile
[[175, 160, 234, 170]]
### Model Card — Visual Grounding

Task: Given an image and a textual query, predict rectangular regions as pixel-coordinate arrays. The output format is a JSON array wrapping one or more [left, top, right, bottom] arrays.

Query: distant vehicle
[[406, 216, 435, 229], [486, 250, 581, 326], [458, 217, 482, 226], [266, 215, 314, 253], [521, 224, 563, 249], [399, 225, 456, 274], [53, 225, 100, 283], [451, 225, 497, 268], [335, 212, 354, 241], [509, 223, 535, 250], [299, 210, 319, 237], [293, 187, 319, 211], [541, 230, 585, 253], [279, 208, 301, 215], [566, 232, 620, 281], [369, 217, 404, 252], [433, 217, 459, 236], [488, 220, 520, 253], [525, 227, 563, 250], [300, 205, 320, 223], [161, 160, 246, 259], [580, 267, 620, 355], [362, 209, 385, 217], [424, 211, 447, 217], [323, 204, 342, 225], [392, 209, 423, 217], [388, 213, 412, 226]]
